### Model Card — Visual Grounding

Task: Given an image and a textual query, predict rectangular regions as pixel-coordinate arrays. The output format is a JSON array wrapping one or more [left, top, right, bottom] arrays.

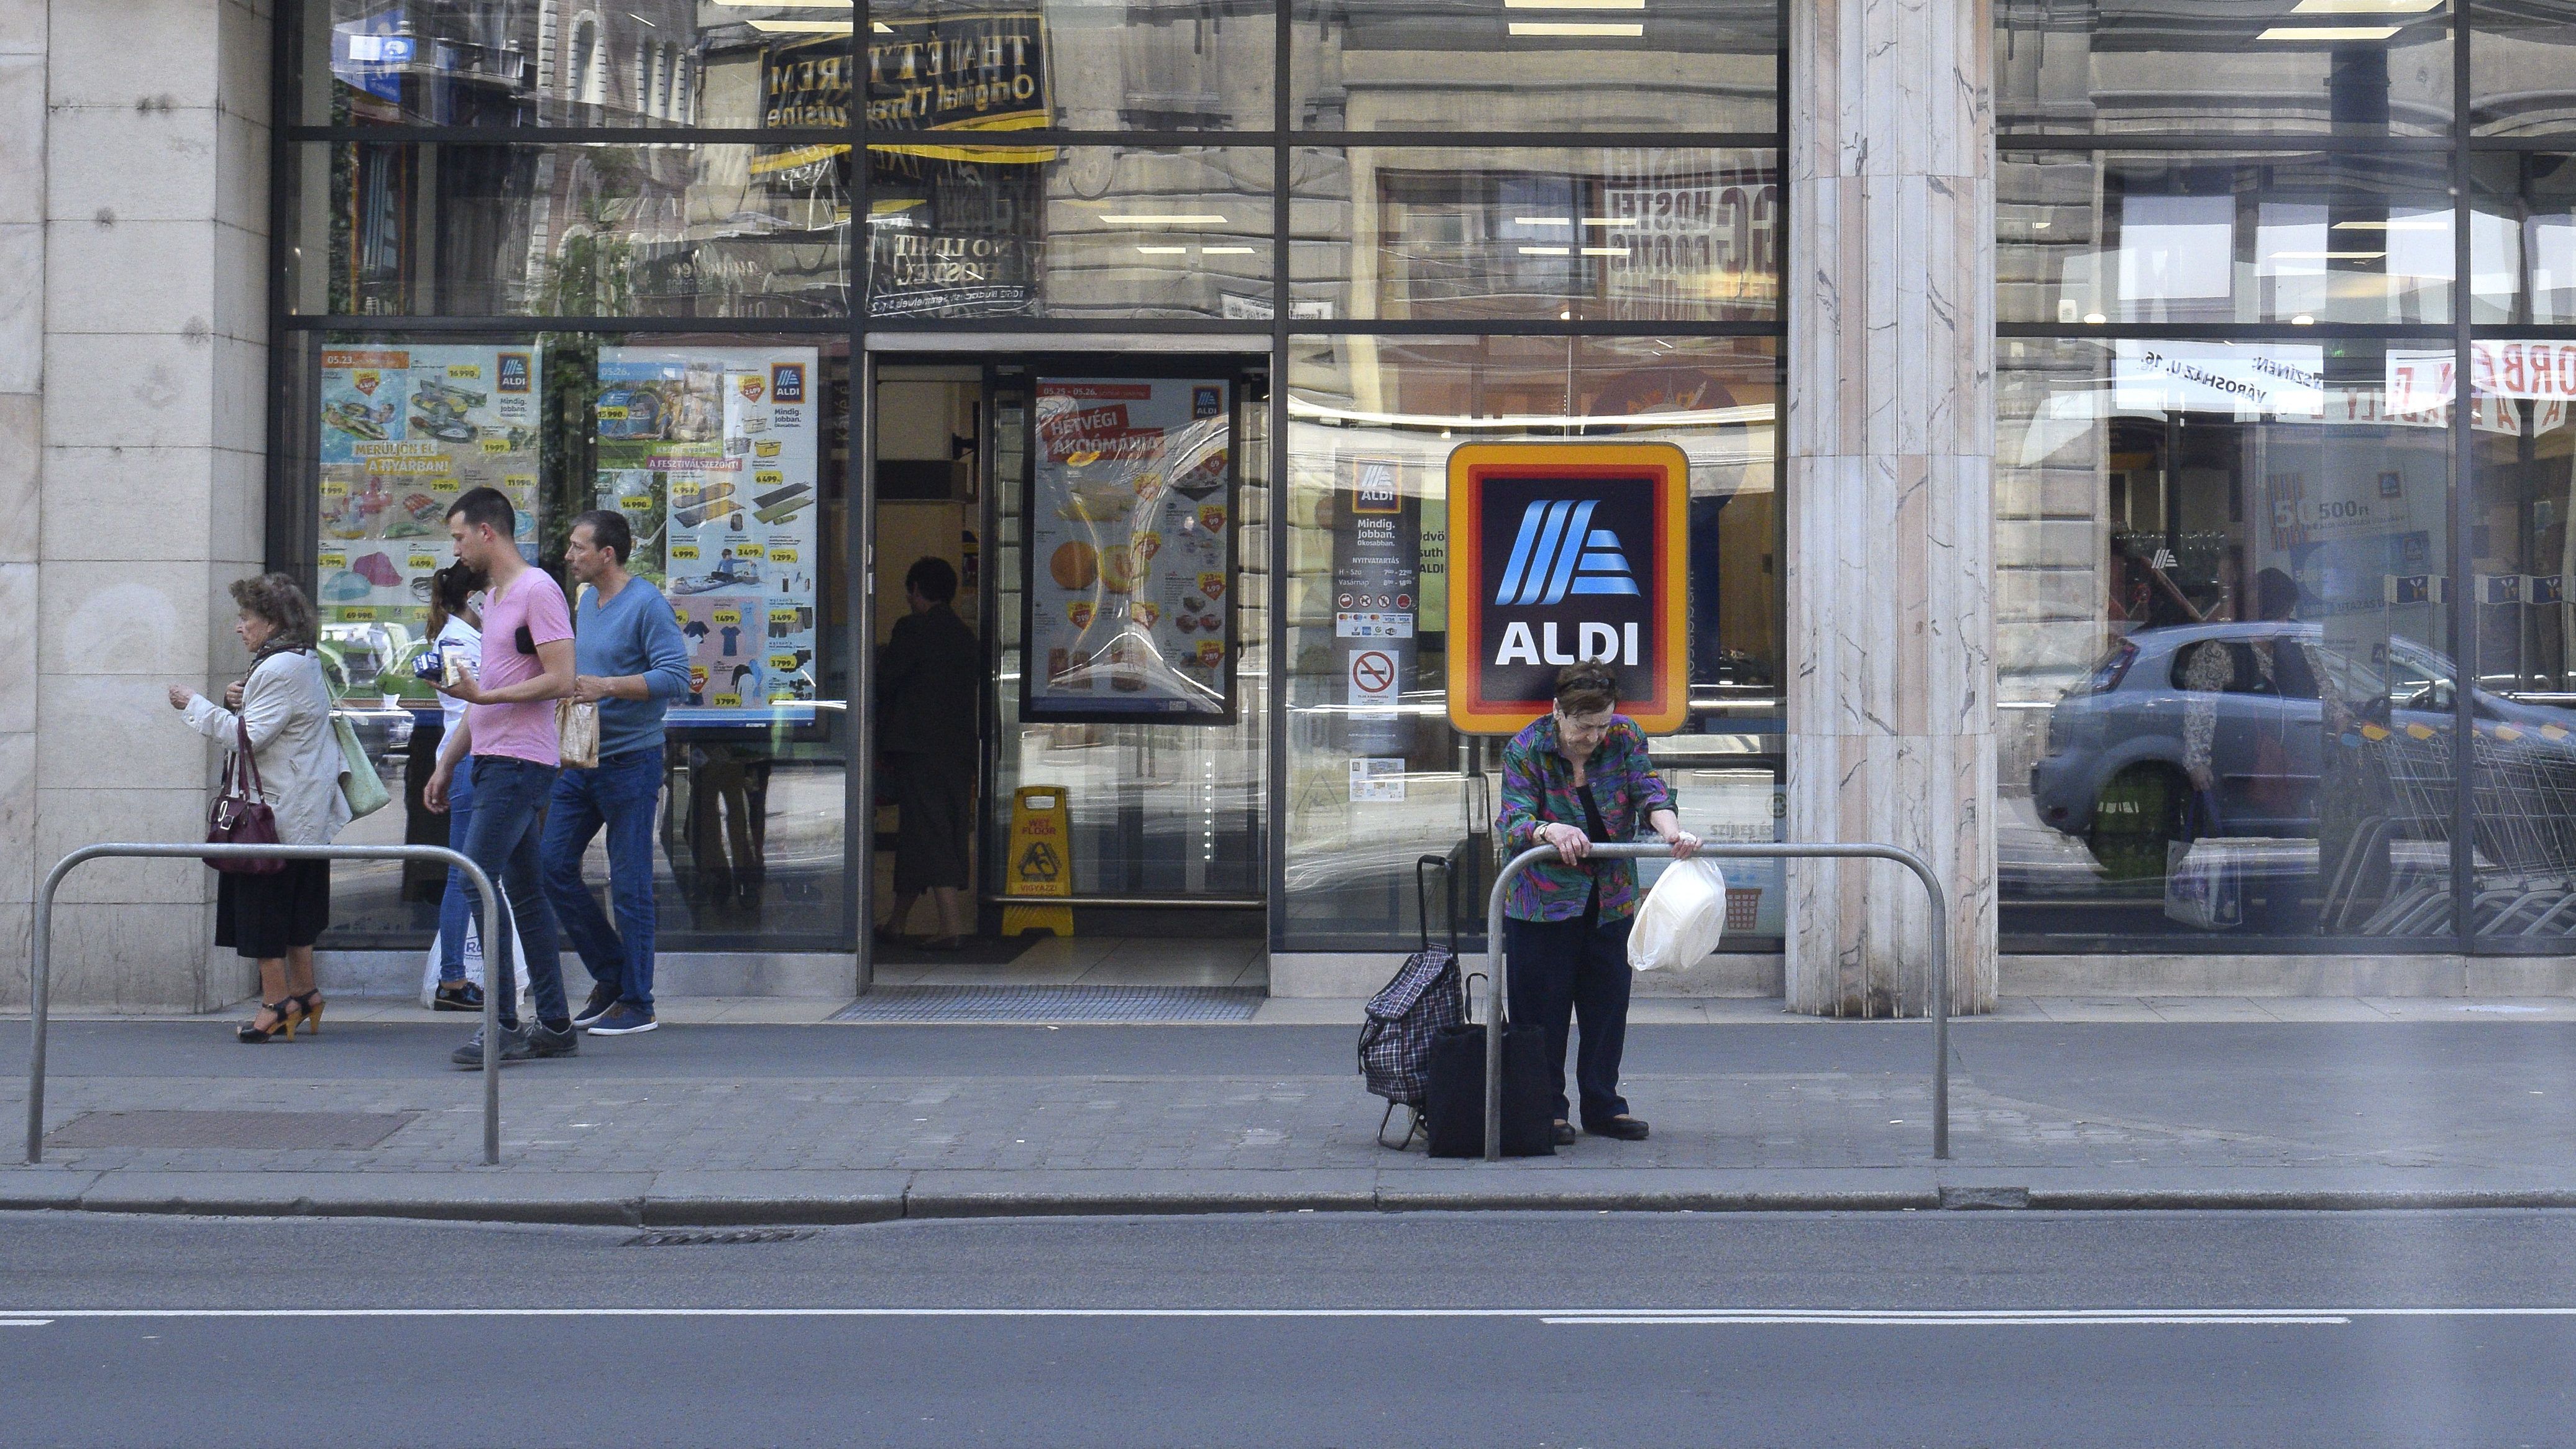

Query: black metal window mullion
[[1267, 0, 1292, 958], [2452, 3, 2479, 954]]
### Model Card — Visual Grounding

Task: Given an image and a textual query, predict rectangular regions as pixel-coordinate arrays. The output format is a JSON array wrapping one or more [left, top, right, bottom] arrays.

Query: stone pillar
[[1783, 0, 1999, 1016], [0, 0, 275, 1012]]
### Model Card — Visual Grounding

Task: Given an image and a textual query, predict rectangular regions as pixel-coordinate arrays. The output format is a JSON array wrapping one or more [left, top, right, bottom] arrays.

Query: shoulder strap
[[232, 713, 266, 798]]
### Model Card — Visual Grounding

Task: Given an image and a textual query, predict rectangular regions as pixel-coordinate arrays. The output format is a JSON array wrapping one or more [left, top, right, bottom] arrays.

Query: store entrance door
[[867, 355, 1270, 984]]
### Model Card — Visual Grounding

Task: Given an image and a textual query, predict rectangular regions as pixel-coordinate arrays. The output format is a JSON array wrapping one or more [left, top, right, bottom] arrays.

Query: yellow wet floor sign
[[1002, 785, 1074, 937]]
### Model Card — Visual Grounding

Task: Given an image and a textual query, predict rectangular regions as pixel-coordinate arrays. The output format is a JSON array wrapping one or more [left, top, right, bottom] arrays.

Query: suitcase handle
[[1415, 853, 1457, 958]]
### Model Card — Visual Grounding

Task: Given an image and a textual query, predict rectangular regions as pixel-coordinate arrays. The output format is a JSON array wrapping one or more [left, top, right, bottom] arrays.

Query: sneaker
[[451, 1023, 525, 1067], [449, 1020, 580, 1067], [585, 1003, 658, 1036], [572, 983, 621, 1028]]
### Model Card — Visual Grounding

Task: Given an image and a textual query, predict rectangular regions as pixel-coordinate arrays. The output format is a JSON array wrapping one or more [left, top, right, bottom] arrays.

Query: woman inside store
[[416, 560, 487, 1010], [1494, 662, 1700, 1146], [166, 573, 351, 1043]]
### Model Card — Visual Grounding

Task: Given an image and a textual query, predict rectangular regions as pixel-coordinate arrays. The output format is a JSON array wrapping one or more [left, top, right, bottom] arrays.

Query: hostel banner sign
[[1444, 442, 1690, 734]]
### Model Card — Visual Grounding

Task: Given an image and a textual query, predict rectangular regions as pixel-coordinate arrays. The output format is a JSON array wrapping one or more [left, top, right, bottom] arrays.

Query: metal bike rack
[[24, 843, 510, 1166], [1483, 842, 1954, 1162]]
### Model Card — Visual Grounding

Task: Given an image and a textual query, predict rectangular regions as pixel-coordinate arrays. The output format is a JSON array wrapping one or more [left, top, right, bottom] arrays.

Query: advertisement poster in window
[[1022, 377, 1236, 723], [316, 344, 543, 626], [594, 345, 821, 724]]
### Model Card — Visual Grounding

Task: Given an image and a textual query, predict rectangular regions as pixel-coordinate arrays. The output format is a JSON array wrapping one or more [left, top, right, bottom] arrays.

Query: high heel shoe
[[293, 990, 326, 1036], [237, 997, 304, 1044]]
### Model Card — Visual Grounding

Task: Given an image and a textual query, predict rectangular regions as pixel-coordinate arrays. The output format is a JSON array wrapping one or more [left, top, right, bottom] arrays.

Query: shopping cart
[[2464, 720, 2576, 935]]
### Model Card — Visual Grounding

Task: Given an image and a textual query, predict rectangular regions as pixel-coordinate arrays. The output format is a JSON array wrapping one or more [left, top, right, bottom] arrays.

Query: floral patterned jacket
[[1495, 713, 1674, 923]]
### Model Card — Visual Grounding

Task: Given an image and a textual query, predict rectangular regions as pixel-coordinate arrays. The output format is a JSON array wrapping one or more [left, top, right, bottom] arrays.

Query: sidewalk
[[4, 1007, 2574, 1224]]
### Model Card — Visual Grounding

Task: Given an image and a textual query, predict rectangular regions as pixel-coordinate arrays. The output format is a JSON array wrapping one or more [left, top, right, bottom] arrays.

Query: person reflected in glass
[[166, 574, 349, 1043], [1494, 662, 1700, 1145], [877, 557, 983, 951], [415, 561, 487, 1012]]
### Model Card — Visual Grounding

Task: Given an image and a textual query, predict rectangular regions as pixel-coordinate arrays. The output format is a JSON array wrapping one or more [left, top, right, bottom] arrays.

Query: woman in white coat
[[166, 573, 352, 1042]]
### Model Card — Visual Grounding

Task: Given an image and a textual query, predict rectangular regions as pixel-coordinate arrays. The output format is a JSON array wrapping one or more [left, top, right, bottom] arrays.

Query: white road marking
[[0, 1320, 52, 1327], [0, 1306, 2566, 1323]]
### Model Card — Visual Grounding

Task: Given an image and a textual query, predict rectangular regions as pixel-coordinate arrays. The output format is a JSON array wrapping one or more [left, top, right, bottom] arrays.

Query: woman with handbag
[[1493, 662, 1700, 1146], [167, 573, 352, 1042]]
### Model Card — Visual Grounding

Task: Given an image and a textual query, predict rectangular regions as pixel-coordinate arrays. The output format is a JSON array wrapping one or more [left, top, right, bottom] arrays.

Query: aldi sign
[[1444, 442, 1690, 734]]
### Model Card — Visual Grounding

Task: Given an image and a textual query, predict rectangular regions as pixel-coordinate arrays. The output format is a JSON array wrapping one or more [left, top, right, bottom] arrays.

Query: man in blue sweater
[[544, 510, 692, 1036]]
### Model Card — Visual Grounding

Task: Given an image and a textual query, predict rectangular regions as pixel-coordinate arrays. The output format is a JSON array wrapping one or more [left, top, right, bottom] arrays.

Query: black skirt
[[214, 859, 332, 959]]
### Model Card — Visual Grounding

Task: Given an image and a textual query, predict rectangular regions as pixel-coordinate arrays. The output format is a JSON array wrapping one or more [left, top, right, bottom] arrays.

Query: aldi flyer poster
[[316, 345, 542, 625], [595, 346, 821, 723], [1024, 378, 1235, 721]]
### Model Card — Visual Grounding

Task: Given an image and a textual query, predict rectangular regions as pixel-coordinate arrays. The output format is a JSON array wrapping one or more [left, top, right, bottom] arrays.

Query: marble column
[[1783, 0, 1999, 1016], [0, 0, 275, 1012]]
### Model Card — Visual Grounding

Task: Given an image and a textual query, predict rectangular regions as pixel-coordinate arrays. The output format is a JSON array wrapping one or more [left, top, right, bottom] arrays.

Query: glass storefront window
[[2467, 344, 2576, 938], [1996, 0, 2453, 138], [2471, 153, 2576, 324], [293, 1, 847, 129], [865, 146, 1275, 321], [2473, 0, 2576, 136], [1999, 150, 2462, 327], [285, 330, 855, 950], [1287, 0, 1779, 134], [1291, 148, 1779, 324], [1281, 334, 1782, 949], [1997, 336, 2460, 946], [284, 143, 853, 318], [871, 0, 1275, 132]]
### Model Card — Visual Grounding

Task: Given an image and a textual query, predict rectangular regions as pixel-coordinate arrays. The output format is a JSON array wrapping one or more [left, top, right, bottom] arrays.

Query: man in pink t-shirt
[[425, 486, 579, 1064]]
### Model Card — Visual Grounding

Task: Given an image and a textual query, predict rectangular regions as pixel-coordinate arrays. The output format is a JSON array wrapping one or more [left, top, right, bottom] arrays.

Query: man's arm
[[576, 600, 693, 703], [450, 638, 575, 705]]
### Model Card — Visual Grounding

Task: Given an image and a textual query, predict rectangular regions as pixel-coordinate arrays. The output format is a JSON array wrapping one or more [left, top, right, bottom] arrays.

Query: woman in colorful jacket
[[1494, 662, 1699, 1145]]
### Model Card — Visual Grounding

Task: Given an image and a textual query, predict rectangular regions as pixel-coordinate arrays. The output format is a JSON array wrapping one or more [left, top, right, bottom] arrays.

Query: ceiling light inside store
[[2333, 217, 2447, 230], [712, 1, 855, 6], [748, 19, 854, 32], [2290, 0, 2441, 12], [2083, 312, 2107, 324], [2268, 249, 2386, 259], [1519, 246, 1573, 255], [1580, 247, 1629, 257], [1509, 21, 1645, 35], [2292, 314, 2317, 324], [1504, 0, 1644, 7], [2254, 24, 2401, 39], [1201, 246, 1258, 255], [1101, 214, 1229, 226], [1514, 217, 1573, 227], [1580, 217, 1636, 227], [2032, 220, 2051, 230], [1135, 245, 1190, 255]]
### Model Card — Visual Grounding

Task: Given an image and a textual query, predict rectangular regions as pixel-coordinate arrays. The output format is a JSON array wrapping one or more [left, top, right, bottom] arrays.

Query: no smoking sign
[[1348, 648, 1399, 711]]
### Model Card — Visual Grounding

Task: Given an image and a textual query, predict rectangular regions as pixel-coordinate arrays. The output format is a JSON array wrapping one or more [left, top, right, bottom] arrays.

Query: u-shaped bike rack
[[23, 843, 511, 1166], [1483, 841, 1954, 1162]]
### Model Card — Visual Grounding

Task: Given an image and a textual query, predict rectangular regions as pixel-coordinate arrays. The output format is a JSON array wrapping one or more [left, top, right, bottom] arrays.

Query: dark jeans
[[541, 746, 664, 1008], [458, 754, 566, 1030], [1503, 908, 1635, 1128]]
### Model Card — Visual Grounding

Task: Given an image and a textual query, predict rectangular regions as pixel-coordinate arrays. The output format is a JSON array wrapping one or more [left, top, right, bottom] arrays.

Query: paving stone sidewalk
[[4, 1016, 2573, 1220]]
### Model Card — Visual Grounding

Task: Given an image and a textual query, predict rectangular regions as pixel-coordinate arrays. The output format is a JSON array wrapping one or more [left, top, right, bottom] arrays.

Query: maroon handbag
[[206, 713, 285, 875]]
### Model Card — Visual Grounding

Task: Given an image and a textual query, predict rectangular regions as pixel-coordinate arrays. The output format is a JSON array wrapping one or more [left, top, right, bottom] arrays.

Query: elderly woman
[[167, 573, 351, 1043], [1495, 661, 1699, 1145]]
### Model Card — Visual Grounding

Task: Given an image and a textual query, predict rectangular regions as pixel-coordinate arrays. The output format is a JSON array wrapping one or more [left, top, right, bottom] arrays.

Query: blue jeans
[[541, 747, 664, 1009], [457, 754, 566, 1030], [435, 757, 476, 981]]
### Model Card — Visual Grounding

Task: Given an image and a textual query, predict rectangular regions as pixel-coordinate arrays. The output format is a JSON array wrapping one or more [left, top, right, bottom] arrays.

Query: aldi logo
[[1446, 442, 1689, 734]]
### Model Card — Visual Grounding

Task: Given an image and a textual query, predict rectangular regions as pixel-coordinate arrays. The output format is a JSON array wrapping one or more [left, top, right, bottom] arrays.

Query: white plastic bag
[[1626, 857, 1730, 972], [419, 911, 533, 1012]]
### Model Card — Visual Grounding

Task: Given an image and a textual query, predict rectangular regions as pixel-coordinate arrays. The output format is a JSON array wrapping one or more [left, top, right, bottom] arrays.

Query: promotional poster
[[316, 344, 543, 623], [1022, 378, 1236, 722], [595, 346, 822, 723]]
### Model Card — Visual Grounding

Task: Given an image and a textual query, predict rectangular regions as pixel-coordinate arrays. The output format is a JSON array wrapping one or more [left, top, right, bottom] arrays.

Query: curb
[[9, 1169, 2576, 1227]]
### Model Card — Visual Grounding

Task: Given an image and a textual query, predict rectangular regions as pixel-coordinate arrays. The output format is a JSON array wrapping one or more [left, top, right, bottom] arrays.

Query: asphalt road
[[3, 1210, 2572, 1447]]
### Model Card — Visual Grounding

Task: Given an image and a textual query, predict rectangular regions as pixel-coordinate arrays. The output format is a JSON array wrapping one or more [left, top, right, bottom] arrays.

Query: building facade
[[4, 0, 2574, 1012]]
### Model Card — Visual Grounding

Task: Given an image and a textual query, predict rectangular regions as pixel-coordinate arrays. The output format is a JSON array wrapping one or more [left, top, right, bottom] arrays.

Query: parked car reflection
[[2030, 623, 2576, 900]]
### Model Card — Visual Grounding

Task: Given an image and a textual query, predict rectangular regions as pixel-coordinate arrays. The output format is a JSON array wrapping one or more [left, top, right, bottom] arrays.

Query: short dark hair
[[571, 508, 633, 565], [446, 486, 516, 537], [1552, 662, 1618, 716], [905, 555, 958, 604]]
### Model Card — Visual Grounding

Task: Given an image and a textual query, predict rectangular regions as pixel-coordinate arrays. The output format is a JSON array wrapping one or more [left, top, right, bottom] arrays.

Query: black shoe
[[1551, 1120, 1578, 1147], [572, 983, 620, 1029], [1585, 1115, 1650, 1141], [432, 981, 485, 1013], [523, 1020, 580, 1059], [449, 1021, 579, 1068], [451, 1023, 524, 1067]]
